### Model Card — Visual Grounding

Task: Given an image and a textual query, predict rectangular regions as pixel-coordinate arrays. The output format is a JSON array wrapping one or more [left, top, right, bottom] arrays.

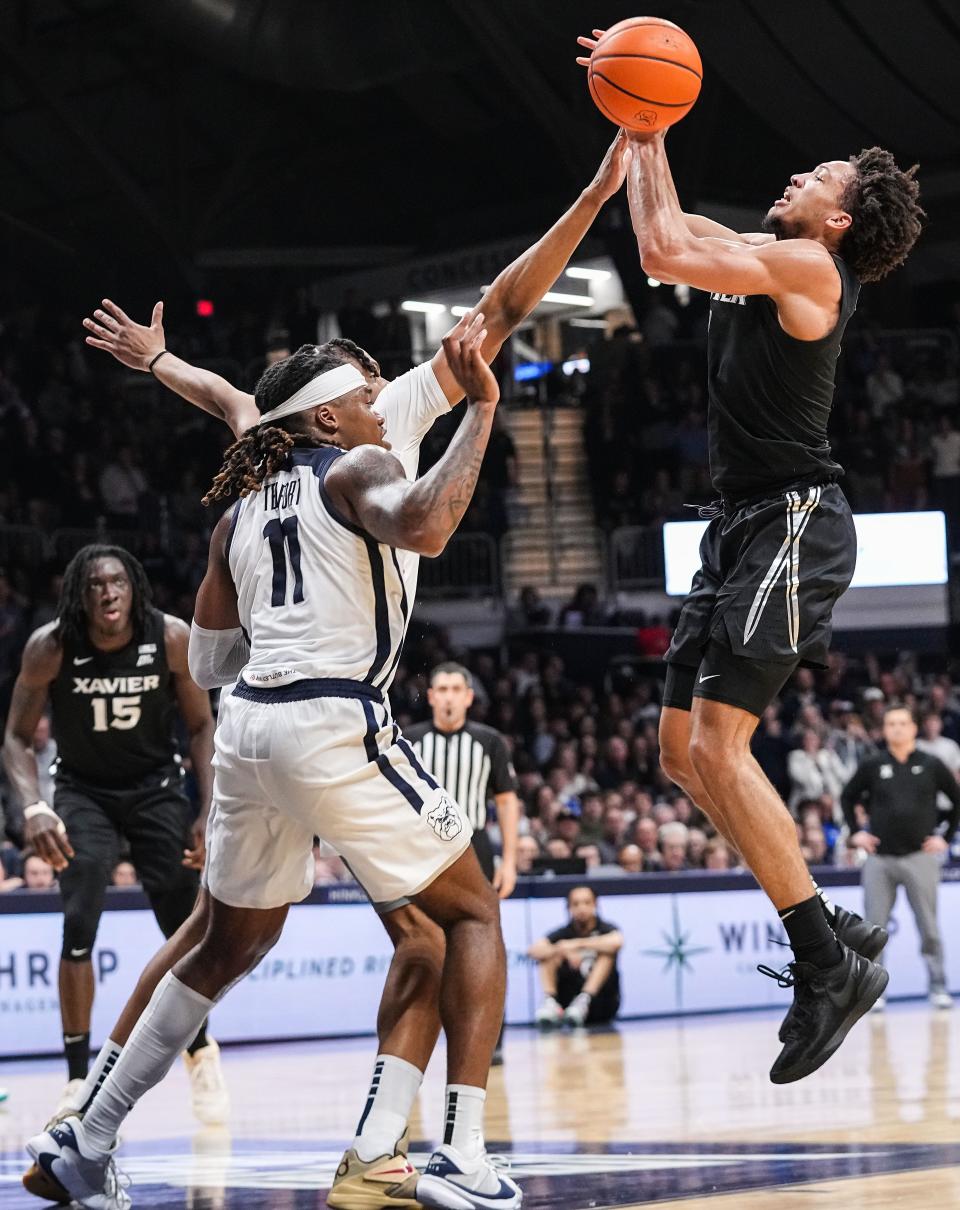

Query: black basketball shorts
[[663, 482, 857, 717]]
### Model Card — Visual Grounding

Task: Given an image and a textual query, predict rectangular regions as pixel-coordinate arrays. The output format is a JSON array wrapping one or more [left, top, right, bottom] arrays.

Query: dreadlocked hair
[[56, 545, 152, 647], [203, 343, 354, 505], [840, 147, 924, 283]]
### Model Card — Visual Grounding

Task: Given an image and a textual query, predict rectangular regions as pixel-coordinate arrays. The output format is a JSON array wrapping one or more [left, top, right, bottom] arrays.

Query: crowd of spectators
[[583, 307, 960, 544]]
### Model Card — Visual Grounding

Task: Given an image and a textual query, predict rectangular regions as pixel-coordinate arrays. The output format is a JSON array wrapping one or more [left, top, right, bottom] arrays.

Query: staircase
[[503, 408, 604, 596]]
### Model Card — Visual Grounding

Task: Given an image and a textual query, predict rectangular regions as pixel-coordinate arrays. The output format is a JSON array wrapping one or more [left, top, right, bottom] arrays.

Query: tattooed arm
[[326, 314, 499, 556]]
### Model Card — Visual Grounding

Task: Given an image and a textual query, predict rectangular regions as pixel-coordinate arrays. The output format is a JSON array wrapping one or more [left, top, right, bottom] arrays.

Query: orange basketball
[[588, 16, 702, 134]]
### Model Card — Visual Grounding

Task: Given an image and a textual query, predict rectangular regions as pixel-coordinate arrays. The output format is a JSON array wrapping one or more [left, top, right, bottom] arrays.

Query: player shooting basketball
[[578, 25, 924, 1084]]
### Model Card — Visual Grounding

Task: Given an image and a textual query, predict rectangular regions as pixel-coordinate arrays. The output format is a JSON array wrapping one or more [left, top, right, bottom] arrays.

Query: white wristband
[[24, 801, 67, 834]]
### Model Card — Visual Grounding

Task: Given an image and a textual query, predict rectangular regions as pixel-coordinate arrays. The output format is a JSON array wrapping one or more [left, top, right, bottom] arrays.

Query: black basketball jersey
[[706, 252, 860, 499], [49, 608, 179, 788]]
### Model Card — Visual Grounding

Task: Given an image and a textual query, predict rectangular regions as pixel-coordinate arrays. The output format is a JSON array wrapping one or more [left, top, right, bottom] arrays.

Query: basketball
[[588, 16, 702, 134]]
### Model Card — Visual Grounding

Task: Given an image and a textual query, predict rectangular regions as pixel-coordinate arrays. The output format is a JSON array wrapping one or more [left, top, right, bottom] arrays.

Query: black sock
[[64, 1031, 90, 1081], [811, 880, 837, 922], [185, 1019, 209, 1056], [779, 894, 843, 970]]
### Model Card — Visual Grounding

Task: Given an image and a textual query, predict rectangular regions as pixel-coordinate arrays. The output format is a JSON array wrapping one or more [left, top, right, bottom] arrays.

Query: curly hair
[[839, 147, 924, 283], [56, 544, 152, 646], [203, 340, 377, 505]]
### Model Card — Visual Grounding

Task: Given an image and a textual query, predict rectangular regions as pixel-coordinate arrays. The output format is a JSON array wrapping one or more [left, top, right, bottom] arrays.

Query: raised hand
[[589, 129, 632, 202], [83, 299, 166, 372], [575, 28, 607, 67], [440, 312, 500, 406], [24, 811, 74, 873]]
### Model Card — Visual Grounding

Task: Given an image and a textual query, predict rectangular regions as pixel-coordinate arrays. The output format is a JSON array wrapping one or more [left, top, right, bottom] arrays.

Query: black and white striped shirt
[[405, 721, 517, 832]]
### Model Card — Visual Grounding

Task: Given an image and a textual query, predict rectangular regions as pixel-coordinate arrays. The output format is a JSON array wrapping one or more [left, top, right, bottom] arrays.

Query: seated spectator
[[787, 728, 845, 811], [633, 817, 662, 869], [529, 885, 623, 1027], [658, 821, 689, 872], [507, 586, 551, 630], [704, 838, 733, 870], [516, 834, 541, 875], [552, 805, 582, 850], [22, 852, 56, 890], [800, 818, 829, 865], [112, 861, 139, 887], [558, 583, 606, 629], [598, 803, 629, 862], [686, 827, 708, 868], [617, 843, 644, 874]]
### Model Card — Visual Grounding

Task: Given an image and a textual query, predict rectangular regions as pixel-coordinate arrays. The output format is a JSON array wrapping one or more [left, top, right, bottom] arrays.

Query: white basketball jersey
[[227, 361, 450, 690]]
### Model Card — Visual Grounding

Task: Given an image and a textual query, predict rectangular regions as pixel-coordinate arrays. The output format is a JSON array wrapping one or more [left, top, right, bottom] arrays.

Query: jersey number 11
[[263, 517, 304, 607]]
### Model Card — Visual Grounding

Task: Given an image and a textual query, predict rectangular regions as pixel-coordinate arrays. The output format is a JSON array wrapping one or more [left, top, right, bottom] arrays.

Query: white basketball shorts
[[204, 678, 472, 910]]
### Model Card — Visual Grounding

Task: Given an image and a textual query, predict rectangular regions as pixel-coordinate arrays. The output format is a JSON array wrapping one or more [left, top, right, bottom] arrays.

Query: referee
[[842, 703, 960, 1010], [405, 662, 520, 899]]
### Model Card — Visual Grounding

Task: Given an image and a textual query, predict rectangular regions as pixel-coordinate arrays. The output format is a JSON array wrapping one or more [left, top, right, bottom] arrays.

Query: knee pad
[[147, 875, 201, 940], [60, 860, 107, 961]]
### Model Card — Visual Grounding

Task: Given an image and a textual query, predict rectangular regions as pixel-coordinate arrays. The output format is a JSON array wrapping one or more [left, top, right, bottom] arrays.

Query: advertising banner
[[2, 881, 957, 1056]]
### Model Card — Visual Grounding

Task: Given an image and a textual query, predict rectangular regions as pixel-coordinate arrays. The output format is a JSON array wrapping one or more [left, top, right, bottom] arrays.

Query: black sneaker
[[831, 904, 888, 961], [777, 905, 888, 1042], [763, 944, 888, 1084]]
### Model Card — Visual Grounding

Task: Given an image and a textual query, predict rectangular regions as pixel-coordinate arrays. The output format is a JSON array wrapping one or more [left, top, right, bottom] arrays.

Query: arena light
[[401, 300, 447, 314], [542, 291, 593, 306], [195, 299, 214, 317], [646, 277, 661, 288], [566, 266, 611, 282], [569, 318, 608, 329], [450, 305, 475, 317]]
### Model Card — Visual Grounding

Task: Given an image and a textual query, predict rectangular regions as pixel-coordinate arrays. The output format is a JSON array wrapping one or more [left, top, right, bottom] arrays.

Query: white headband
[[257, 363, 367, 426]]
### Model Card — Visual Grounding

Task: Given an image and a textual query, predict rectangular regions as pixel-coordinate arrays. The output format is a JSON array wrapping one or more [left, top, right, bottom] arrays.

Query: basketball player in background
[[31, 315, 525, 1210], [576, 29, 925, 1083], [406, 661, 521, 1062], [1, 546, 226, 1122], [35, 133, 631, 1209]]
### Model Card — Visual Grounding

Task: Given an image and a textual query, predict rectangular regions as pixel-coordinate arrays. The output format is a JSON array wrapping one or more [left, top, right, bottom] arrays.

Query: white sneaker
[[930, 990, 953, 1010], [417, 1145, 522, 1209], [534, 996, 564, 1027], [182, 1038, 231, 1125], [25, 1115, 130, 1210], [563, 993, 592, 1027], [55, 1077, 86, 1118]]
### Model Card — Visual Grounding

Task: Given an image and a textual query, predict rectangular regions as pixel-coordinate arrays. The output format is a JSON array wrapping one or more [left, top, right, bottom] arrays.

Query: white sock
[[443, 1084, 486, 1161], [81, 973, 214, 1154], [353, 1055, 423, 1162], [77, 1039, 123, 1114]]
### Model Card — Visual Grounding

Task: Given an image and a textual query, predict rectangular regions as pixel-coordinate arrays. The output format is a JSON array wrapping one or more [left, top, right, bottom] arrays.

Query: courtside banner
[[1, 881, 956, 1055]]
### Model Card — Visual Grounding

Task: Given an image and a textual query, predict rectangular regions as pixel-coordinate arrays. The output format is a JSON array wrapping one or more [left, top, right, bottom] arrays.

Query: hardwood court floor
[[1, 1000, 958, 1207]]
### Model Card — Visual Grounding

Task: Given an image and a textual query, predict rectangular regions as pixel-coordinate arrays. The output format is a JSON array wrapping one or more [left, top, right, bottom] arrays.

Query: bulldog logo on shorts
[[427, 794, 463, 841]]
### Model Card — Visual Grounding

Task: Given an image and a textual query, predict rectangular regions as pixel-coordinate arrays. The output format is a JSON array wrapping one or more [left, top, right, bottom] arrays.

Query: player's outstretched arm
[[330, 314, 500, 555], [83, 300, 259, 438], [1, 626, 75, 870], [626, 133, 839, 337], [430, 131, 630, 405]]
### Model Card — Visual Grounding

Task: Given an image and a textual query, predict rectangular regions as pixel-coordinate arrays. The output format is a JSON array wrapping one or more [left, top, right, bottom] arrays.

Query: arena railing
[[416, 532, 500, 598]]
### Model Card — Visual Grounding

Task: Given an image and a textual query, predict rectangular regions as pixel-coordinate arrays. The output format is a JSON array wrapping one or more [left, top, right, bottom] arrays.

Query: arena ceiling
[[1, 0, 958, 303]]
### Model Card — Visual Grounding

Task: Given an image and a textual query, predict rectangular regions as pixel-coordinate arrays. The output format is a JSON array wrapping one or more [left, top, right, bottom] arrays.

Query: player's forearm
[[496, 793, 521, 864], [479, 188, 604, 339], [393, 402, 496, 555], [628, 138, 696, 271], [153, 354, 254, 437], [1, 732, 42, 805], [187, 722, 215, 813], [588, 933, 623, 956]]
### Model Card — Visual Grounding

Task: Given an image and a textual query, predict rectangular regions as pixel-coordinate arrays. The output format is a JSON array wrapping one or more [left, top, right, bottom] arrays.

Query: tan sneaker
[[326, 1131, 420, 1209], [182, 1038, 230, 1125], [22, 1161, 71, 1205]]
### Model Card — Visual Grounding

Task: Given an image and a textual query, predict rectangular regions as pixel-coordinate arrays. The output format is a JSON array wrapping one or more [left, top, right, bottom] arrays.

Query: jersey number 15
[[263, 517, 304, 607]]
